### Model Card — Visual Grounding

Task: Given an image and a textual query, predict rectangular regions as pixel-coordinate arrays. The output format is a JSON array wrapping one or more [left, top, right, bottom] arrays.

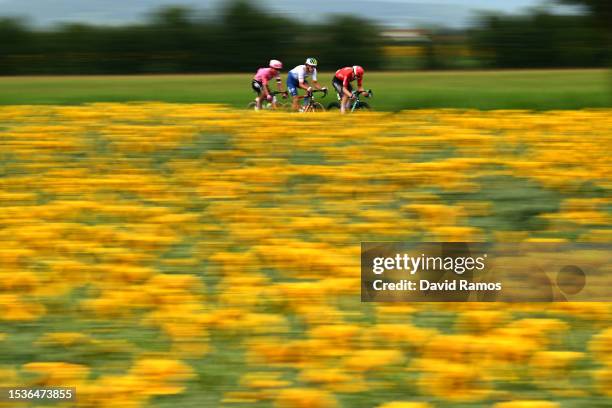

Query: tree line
[[0, 0, 609, 75], [0, 1, 384, 75], [469, 10, 610, 68]]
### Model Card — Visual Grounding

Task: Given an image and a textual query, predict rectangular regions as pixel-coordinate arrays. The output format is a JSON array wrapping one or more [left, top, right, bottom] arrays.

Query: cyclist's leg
[[332, 77, 343, 100], [340, 83, 353, 113], [287, 76, 300, 111], [340, 95, 348, 114], [301, 80, 310, 108], [252, 80, 264, 110], [340, 83, 353, 114]]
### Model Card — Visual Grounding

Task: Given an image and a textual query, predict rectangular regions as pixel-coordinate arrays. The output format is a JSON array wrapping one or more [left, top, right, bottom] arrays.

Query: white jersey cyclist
[[289, 64, 318, 82], [286, 58, 319, 96]]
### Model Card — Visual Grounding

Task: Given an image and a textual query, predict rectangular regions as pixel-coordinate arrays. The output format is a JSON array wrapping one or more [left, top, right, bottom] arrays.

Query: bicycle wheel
[[248, 101, 276, 110], [327, 102, 341, 110], [312, 102, 325, 112]]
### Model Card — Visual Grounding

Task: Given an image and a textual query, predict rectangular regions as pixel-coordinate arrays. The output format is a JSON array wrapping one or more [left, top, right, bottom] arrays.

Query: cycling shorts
[[287, 75, 308, 97], [252, 79, 263, 95], [332, 77, 352, 96]]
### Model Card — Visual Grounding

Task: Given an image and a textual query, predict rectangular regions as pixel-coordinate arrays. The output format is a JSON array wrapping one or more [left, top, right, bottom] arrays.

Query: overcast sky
[[0, 0, 576, 28], [344, 0, 544, 11], [0, 0, 550, 11]]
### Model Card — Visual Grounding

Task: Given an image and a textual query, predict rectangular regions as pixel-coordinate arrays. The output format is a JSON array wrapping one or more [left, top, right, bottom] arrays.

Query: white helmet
[[269, 59, 283, 69], [305, 57, 318, 67]]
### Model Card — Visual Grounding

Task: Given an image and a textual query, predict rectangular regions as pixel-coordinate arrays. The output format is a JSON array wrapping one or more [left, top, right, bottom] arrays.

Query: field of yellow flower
[[0, 103, 611, 407]]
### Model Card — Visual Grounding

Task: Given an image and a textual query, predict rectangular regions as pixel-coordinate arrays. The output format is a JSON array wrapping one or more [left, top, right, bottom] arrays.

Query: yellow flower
[[274, 388, 338, 408], [493, 401, 559, 408], [129, 358, 194, 382], [240, 372, 291, 389], [530, 351, 584, 371], [0, 295, 45, 321], [0, 271, 40, 293], [309, 324, 362, 346], [125, 358, 195, 396], [415, 359, 489, 402], [373, 324, 437, 347], [455, 310, 509, 333], [22, 362, 90, 386], [377, 403, 433, 408], [343, 349, 405, 371], [0, 367, 18, 387], [37, 332, 92, 346], [298, 367, 353, 386], [593, 366, 612, 396], [589, 328, 612, 364], [89, 374, 149, 407]]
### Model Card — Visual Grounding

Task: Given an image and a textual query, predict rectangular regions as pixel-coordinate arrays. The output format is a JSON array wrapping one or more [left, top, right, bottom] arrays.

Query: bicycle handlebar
[[352, 89, 373, 98], [307, 89, 328, 98]]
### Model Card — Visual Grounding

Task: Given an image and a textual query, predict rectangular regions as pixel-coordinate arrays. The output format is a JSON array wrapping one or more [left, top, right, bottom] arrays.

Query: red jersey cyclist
[[332, 65, 366, 114], [252, 59, 285, 110]]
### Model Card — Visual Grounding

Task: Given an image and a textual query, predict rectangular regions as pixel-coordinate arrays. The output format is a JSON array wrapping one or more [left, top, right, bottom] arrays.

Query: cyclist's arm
[[312, 79, 323, 90], [357, 77, 364, 93], [311, 69, 323, 90], [260, 77, 271, 97], [265, 84, 274, 98], [298, 72, 310, 91], [342, 77, 352, 97], [275, 76, 283, 91]]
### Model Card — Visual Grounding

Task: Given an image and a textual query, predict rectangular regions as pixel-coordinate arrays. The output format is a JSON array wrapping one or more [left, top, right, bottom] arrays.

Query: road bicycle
[[247, 90, 289, 110], [327, 89, 373, 112], [299, 89, 327, 112]]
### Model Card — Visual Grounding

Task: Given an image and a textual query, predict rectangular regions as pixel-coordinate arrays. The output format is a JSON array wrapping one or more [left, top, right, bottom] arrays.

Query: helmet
[[269, 59, 283, 69], [305, 57, 318, 67], [353, 65, 364, 78]]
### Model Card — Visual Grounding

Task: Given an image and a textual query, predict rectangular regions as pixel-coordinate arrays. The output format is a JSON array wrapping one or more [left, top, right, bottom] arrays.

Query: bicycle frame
[[301, 89, 327, 112], [252, 90, 288, 110], [349, 90, 373, 112], [331, 89, 373, 112]]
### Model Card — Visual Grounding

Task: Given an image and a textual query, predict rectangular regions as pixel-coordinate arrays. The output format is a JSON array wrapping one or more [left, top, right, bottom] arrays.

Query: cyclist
[[252, 59, 285, 110], [287, 57, 326, 111], [332, 65, 366, 114]]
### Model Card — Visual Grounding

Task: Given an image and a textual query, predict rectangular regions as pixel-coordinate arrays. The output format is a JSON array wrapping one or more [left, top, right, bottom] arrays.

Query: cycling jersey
[[335, 67, 363, 88], [253, 67, 281, 86], [286, 65, 317, 97], [332, 77, 352, 96], [288, 65, 318, 83]]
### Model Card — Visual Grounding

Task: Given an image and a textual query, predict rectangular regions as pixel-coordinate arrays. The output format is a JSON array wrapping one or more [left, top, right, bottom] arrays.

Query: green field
[[0, 69, 609, 110]]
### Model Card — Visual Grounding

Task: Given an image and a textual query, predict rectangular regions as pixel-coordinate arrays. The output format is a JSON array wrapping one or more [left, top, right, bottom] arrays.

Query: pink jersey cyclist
[[253, 67, 281, 86], [251, 59, 285, 110]]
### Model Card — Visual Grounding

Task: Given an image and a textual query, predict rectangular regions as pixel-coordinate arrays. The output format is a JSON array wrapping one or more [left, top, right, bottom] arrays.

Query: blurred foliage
[[558, 0, 612, 33], [468, 11, 610, 69], [0, 0, 384, 75], [0, 0, 610, 74]]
